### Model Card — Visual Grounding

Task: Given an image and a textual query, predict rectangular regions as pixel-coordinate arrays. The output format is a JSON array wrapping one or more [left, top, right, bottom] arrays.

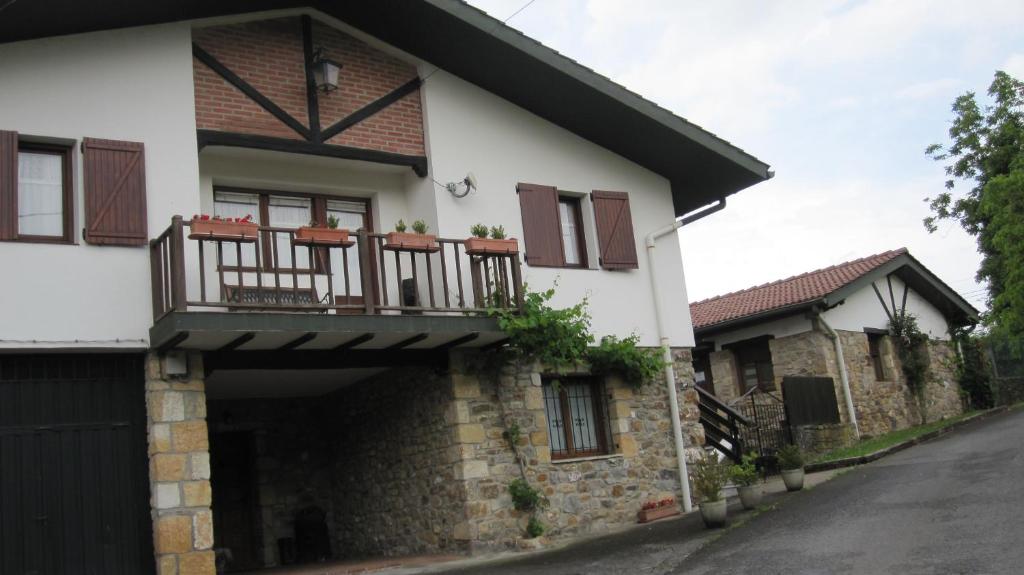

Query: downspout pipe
[[645, 198, 726, 513], [815, 311, 861, 440]]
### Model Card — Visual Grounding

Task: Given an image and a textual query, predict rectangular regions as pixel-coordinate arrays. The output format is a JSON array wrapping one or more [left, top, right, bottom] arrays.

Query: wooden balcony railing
[[150, 216, 524, 321]]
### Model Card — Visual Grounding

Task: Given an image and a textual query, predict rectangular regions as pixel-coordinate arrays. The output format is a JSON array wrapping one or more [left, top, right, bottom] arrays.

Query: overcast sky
[[466, 0, 1024, 311]]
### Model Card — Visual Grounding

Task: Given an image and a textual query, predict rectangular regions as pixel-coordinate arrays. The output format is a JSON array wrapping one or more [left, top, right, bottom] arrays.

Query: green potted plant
[[385, 218, 438, 251], [294, 214, 350, 245], [776, 444, 805, 492], [189, 213, 259, 242], [729, 453, 762, 510], [465, 223, 519, 255], [691, 451, 729, 528]]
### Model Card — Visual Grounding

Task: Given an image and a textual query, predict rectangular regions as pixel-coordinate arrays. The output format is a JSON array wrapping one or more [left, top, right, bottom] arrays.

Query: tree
[[925, 71, 1024, 341]]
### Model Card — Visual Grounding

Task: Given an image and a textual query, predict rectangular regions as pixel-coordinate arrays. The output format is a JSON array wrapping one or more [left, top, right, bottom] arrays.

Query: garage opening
[[205, 363, 463, 573], [0, 353, 153, 575]]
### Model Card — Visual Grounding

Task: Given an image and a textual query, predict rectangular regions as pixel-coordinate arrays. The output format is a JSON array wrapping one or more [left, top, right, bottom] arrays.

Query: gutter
[[814, 311, 861, 440], [644, 198, 727, 513]]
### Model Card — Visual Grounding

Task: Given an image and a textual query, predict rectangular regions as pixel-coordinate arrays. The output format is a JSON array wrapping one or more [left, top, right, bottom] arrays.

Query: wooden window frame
[[867, 332, 888, 381], [692, 346, 716, 395], [725, 336, 775, 393], [557, 195, 589, 269], [10, 141, 74, 244], [543, 377, 611, 461], [212, 186, 374, 273]]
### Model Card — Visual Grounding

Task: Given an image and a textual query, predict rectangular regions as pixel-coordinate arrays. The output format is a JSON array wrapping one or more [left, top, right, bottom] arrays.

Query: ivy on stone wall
[[889, 312, 932, 420], [587, 334, 667, 388]]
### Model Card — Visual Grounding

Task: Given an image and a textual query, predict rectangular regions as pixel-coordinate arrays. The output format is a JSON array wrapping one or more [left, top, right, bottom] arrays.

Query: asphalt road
[[677, 408, 1024, 575], [426, 408, 1022, 575]]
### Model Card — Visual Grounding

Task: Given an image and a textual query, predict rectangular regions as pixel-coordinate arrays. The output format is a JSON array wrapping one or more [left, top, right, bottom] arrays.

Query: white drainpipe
[[644, 199, 726, 514], [816, 313, 861, 439]]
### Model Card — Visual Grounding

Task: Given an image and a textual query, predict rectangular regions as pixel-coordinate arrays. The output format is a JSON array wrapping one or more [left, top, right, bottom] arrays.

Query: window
[[558, 197, 587, 267], [211, 188, 370, 275], [692, 348, 715, 394], [867, 332, 887, 380], [3, 141, 73, 242], [729, 337, 774, 393], [542, 377, 612, 460]]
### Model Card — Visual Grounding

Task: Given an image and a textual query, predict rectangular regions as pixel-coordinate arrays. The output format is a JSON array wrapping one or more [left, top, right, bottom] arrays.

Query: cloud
[[892, 78, 960, 101], [1003, 53, 1024, 79]]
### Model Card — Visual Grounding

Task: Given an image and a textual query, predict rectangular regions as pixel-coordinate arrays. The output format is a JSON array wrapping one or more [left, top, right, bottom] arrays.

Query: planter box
[[464, 237, 519, 255], [293, 227, 352, 247], [384, 231, 439, 252], [637, 505, 679, 524], [189, 219, 259, 243]]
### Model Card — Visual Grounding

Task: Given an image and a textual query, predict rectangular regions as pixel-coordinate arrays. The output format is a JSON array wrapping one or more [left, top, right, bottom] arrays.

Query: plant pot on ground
[[692, 451, 729, 528], [465, 223, 519, 255], [385, 219, 438, 252], [729, 453, 763, 510], [777, 444, 806, 492], [637, 497, 679, 523], [189, 214, 259, 242]]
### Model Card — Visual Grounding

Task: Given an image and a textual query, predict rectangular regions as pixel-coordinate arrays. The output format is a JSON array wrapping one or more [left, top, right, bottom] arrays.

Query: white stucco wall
[[709, 314, 813, 349], [421, 71, 695, 347], [0, 24, 200, 349], [822, 276, 951, 340]]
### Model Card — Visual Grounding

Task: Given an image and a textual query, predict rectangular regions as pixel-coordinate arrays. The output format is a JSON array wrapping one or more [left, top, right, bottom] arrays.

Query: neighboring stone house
[[0, 3, 770, 575], [690, 249, 978, 454]]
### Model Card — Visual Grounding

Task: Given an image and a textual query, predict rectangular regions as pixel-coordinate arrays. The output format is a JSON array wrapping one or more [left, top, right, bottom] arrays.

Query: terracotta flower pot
[[699, 499, 727, 528], [189, 219, 259, 242], [737, 484, 763, 510], [781, 468, 805, 492], [464, 237, 519, 255], [636, 505, 679, 524], [385, 231, 438, 252], [294, 227, 350, 246]]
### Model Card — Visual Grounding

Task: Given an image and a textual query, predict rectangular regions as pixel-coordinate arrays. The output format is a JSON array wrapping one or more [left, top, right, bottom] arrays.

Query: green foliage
[[492, 286, 593, 372], [889, 313, 932, 399], [728, 453, 761, 487], [394, 219, 407, 233], [925, 71, 1024, 339], [470, 223, 489, 238], [586, 334, 667, 388], [950, 331, 994, 409], [504, 421, 522, 447], [326, 214, 340, 229], [526, 516, 545, 538], [490, 225, 507, 240], [776, 444, 804, 470], [411, 219, 429, 234], [690, 451, 728, 502], [508, 478, 544, 511]]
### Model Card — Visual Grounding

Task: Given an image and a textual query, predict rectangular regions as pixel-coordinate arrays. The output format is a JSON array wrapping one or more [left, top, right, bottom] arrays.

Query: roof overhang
[[0, 0, 772, 216]]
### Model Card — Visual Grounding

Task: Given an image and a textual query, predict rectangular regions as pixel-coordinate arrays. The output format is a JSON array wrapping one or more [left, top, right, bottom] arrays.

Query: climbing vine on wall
[[889, 312, 932, 419]]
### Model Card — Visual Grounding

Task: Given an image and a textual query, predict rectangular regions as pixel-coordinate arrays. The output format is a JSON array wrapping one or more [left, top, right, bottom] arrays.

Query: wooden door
[[210, 432, 260, 571]]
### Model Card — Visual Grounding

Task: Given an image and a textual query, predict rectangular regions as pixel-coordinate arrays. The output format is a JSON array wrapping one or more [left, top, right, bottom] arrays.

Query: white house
[[0, 2, 771, 573]]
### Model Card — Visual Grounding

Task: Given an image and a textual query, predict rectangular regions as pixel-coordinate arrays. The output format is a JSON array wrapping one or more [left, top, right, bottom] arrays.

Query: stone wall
[[145, 352, 215, 575], [790, 423, 856, 455], [206, 398, 337, 567], [708, 349, 739, 404], [449, 348, 702, 553]]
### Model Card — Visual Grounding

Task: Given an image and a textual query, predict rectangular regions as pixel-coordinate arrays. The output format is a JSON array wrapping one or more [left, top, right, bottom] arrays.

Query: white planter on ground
[[737, 484, 763, 509], [699, 499, 727, 528], [781, 468, 805, 491]]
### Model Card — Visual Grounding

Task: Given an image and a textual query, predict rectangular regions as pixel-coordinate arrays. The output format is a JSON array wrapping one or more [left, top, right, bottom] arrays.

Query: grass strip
[[813, 409, 981, 464]]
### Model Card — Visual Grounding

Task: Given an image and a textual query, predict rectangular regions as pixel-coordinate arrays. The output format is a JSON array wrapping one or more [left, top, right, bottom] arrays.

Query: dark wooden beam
[[219, 332, 255, 352], [886, 275, 898, 320], [900, 282, 909, 320], [387, 333, 429, 350], [196, 130, 428, 176], [301, 15, 321, 141], [205, 349, 447, 370], [279, 332, 317, 351], [191, 43, 311, 140], [432, 332, 480, 351], [156, 331, 190, 353], [480, 337, 510, 352], [333, 333, 375, 351], [872, 282, 894, 323], [319, 78, 422, 142]]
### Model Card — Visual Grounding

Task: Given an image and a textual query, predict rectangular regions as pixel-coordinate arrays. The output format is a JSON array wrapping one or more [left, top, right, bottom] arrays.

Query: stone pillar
[[145, 352, 215, 575], [709, 349, 739, 403]]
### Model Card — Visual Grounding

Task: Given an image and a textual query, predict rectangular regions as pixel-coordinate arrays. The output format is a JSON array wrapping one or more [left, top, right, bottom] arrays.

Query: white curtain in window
[[559, 201, 580, 265], [213, 191, 259, 267], [543, 385, 567, 454], [269, 196, 312, 269], [18, 152, 63, 236], [566, 383, 598, 451], [326, 200, 365, 296]]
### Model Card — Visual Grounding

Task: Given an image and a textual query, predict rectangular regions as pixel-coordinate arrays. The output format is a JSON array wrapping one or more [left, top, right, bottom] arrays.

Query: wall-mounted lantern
[[311, 47, 342, 93]]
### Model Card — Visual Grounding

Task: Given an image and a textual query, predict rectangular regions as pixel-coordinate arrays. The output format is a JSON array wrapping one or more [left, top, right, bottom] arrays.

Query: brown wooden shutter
[[517, 183, 564, 267], [591, 190, 639, 269], [82, 138, 147, 246], [0, 130, 17, 240]]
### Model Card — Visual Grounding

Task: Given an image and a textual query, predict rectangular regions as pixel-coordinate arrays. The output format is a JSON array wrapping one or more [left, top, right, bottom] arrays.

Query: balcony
[[148, 216, 523, 358]]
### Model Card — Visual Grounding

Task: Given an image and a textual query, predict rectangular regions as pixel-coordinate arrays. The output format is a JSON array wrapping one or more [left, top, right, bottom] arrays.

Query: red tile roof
[[690, 248, 908, 330]]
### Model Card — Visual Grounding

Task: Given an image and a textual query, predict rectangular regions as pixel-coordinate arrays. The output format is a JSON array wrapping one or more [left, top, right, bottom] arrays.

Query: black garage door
[[0, 354, 154, 575]]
